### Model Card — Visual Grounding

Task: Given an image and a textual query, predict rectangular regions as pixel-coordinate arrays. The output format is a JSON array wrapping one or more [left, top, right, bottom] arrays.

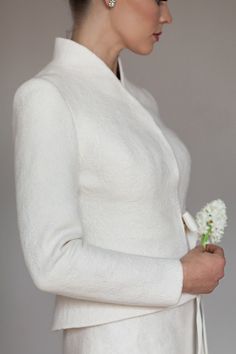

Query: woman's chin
[[131, 41, 155, 55]]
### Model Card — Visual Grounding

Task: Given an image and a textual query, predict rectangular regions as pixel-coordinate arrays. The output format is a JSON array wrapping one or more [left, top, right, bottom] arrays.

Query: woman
[[12, 0, 226, 353]]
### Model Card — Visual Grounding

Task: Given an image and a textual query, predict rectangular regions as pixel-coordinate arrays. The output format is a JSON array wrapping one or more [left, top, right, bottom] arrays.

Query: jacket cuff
[[151, 258, 184, 306]]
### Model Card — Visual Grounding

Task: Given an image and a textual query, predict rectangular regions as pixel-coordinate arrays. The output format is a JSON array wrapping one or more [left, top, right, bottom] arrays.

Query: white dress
[[63, 299, 197, 354]]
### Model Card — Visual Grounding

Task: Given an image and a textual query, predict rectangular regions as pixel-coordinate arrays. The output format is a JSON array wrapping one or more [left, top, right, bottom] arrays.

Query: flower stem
[[201, 233, 209, 248]]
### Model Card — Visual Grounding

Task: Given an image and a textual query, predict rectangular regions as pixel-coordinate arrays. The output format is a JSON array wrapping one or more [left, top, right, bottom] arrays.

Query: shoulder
[[12, 54, 74, 109], [13, 76, 65, 107], [12, 75, 73, 131], [12, 75, 76, 142]]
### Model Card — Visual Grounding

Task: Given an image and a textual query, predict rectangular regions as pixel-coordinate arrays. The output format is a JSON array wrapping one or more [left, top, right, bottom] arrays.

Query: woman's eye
[[156, 0, 167, 5]]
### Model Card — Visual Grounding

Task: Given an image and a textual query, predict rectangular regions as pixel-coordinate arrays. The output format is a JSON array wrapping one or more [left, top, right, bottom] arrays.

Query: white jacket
[[12, 36, 207, 353]]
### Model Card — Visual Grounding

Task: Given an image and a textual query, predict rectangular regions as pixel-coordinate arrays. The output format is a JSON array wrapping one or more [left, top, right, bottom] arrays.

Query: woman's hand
[[180, 244, 226, 294]]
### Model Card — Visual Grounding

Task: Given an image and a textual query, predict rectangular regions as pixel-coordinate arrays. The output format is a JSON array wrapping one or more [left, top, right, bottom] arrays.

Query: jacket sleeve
[[12, 77, 184, 308]]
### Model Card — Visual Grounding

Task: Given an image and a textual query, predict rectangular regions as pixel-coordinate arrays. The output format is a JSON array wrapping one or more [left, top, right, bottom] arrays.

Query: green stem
[[200, 220, 213, 249], [201, 233, 209, 248]]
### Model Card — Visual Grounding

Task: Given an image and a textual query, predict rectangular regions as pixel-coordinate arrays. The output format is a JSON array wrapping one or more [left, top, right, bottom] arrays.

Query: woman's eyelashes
[[156, 0, 167, 5]]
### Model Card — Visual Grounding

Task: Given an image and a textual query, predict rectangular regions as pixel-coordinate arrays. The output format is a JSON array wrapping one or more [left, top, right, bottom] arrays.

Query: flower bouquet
[[195, 199, 228, 250]]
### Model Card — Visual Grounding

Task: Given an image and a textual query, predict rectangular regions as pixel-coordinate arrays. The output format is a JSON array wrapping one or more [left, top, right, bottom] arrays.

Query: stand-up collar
[[52, 37, 125, 88]]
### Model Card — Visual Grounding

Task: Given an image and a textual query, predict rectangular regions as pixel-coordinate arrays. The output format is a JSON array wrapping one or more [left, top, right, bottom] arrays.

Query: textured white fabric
[[12, 37, 208, 350], [63, 299, 196, 354]]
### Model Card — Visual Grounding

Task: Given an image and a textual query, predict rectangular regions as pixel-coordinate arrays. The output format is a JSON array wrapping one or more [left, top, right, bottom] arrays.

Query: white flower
[[195, 199, 227, 246]]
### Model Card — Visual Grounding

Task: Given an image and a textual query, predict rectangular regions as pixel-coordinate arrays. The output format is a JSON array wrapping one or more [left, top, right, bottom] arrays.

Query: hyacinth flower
[[195, 199, 228, 249]]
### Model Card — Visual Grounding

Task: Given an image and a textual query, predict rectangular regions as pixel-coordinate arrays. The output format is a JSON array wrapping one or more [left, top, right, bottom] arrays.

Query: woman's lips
[[152, 32, 162, 41]]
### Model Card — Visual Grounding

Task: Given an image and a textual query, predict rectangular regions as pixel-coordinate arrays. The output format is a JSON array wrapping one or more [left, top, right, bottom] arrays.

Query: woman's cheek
[[129, 0, 159, 25]]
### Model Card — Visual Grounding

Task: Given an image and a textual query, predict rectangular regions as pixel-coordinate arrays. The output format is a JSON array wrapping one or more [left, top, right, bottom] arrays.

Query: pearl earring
[[108, 0, 116, 7]]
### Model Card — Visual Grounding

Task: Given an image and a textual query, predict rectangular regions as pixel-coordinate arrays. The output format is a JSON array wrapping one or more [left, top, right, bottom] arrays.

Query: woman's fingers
[[205, 244, 225, 258]]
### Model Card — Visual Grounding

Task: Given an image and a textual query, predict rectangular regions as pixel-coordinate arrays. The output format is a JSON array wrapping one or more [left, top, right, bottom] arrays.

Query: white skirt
[[63, 298, 196, 354]]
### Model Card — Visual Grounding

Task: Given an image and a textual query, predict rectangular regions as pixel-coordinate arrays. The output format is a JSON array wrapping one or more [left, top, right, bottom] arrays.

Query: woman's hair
[[69, 0, 92, 25]]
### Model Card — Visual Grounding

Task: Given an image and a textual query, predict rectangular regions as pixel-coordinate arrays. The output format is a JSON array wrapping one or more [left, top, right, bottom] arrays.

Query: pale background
[[1, 0, 235, 353]]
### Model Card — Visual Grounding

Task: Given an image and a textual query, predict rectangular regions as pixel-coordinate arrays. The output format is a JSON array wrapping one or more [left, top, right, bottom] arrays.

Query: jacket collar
[[52, 37, 125, 88], [47, 37, 182, 202]]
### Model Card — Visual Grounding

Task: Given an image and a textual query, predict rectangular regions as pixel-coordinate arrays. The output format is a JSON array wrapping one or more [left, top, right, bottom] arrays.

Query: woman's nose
[[159, 6, 173, 24]]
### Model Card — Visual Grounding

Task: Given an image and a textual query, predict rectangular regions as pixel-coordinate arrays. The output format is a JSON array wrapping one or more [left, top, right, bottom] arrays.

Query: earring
[[108, 0, 116, 7]]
